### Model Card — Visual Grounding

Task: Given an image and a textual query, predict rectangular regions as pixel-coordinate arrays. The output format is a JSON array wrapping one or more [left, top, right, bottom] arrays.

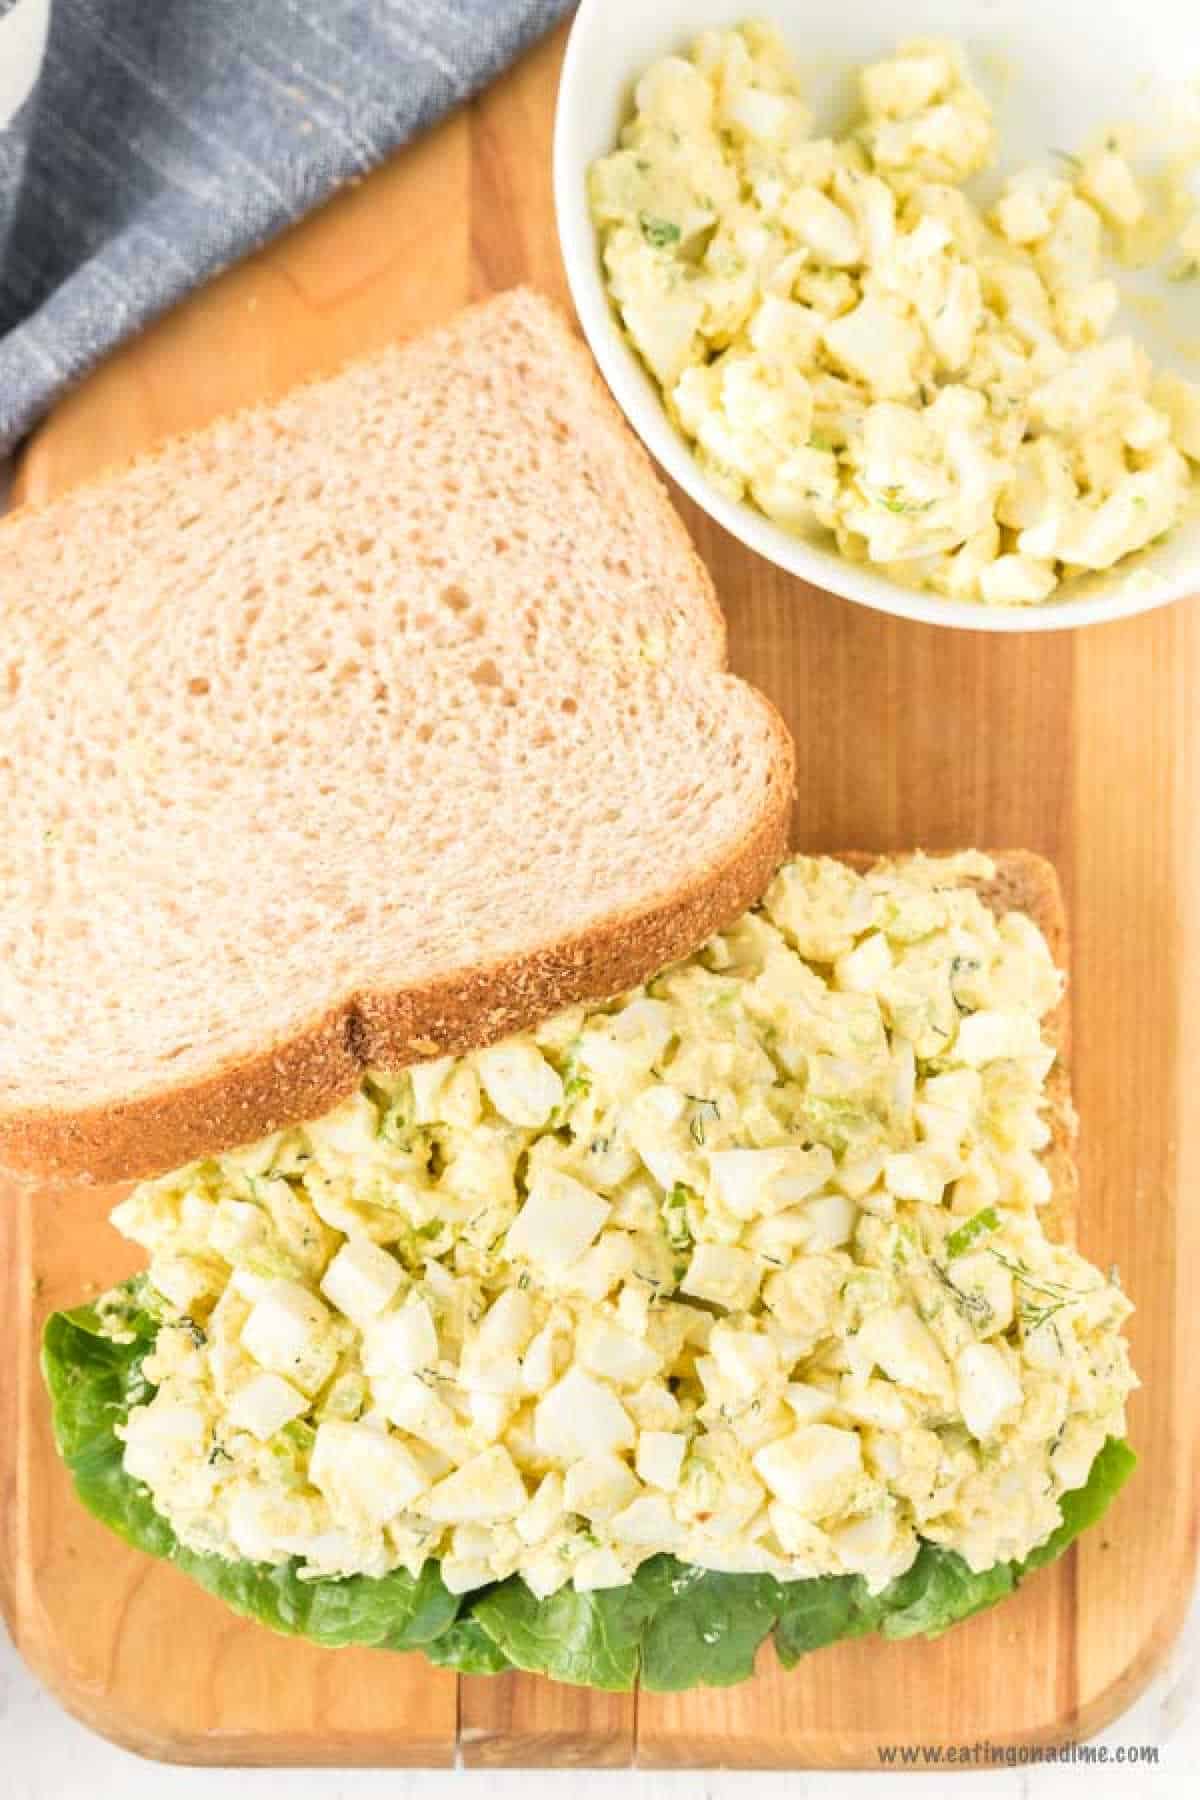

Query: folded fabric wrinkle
[[0, 0, 572, 454]]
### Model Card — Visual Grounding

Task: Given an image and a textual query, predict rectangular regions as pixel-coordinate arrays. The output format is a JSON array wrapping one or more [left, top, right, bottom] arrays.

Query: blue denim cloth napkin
[[0, 0, 572, 453]]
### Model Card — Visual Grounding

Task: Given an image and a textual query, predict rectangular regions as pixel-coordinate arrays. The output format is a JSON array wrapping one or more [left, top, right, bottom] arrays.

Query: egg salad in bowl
[[585, 26, 1199, 610], [44, 855, 1136, 1689]]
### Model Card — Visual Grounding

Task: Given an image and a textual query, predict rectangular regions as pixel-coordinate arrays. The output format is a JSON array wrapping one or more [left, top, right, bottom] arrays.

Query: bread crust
[[0, 727, 792, 1184]]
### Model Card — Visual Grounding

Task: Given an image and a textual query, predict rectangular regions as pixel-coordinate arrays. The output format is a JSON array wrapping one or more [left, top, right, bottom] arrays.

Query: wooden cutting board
[[1, 18, 1197, 1770]]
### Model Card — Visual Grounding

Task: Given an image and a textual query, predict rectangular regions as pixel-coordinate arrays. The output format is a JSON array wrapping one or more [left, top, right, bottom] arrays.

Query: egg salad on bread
[[589, 27, 1199, 605], [50, 854, 1133, 1678]]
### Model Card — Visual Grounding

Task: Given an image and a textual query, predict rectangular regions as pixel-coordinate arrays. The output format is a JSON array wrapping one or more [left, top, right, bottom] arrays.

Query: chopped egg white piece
[[955, 1342, 1023, 1440], [589, 26, 1195, 606], [110, 855, 1135, 1593], [535, 1367, 636, 1462], [227, 1372, 308, 1441], [506, 1172, 610, 1272], [425, 1447, 528, 1523], [319, 1236, 405, 1326], [476, 1040, 564, 1127], [241, 1281, 337, 1393], [636, 1431, 687, 1491], [309, 1421, 429, 1523], [754, 1424, 863, 1517], [362, 1295, 438, 1379]]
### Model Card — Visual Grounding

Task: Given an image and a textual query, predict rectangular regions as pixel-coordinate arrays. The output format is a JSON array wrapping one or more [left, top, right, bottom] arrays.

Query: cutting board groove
[[2, 20, 1196, 1769]]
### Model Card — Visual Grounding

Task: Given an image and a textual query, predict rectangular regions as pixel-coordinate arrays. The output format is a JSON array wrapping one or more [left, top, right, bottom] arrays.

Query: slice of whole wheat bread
[[837, 850, 1076, 1247], [0, 289, 793, 1184]]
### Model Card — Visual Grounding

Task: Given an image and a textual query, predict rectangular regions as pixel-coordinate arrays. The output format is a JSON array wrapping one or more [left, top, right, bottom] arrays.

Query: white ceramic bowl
[[554, 0, 1200, 630]]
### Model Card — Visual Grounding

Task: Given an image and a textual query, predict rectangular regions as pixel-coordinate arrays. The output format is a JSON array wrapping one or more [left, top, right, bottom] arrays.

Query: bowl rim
[[551, 0, 1196, 634]]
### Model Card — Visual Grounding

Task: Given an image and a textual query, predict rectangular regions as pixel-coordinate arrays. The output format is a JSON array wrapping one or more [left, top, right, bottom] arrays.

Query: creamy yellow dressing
[[110, 854, 1134, 1600], [589, 26, 1200, 604]]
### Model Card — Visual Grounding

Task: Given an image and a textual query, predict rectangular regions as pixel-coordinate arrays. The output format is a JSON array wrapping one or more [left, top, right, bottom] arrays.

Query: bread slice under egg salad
[[44, 852, 1136, 1692]]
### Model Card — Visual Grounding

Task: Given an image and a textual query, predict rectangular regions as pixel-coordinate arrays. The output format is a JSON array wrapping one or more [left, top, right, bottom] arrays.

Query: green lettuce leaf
[[634, 1558, 781, 1691], [773, 1573, 884, 1665], [42, 1293, 459, 1653], [422, 1617, 514, 1675], [42, 1290, 1136, 1691], [469, 1569, 660, 1690], [876, 1544, 1016, 1641]]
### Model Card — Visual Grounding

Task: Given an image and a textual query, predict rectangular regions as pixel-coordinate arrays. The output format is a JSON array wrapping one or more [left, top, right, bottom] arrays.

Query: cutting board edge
[[458, 1730, 635, 1770]]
